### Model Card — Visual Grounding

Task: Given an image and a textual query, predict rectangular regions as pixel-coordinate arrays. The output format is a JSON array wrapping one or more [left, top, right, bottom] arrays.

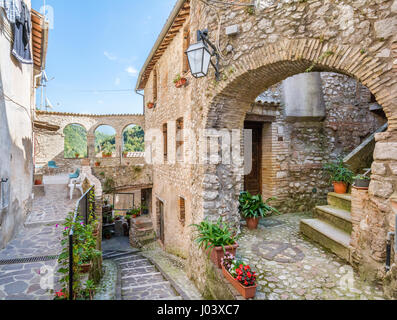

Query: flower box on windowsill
[[221, 265, 257, 299]]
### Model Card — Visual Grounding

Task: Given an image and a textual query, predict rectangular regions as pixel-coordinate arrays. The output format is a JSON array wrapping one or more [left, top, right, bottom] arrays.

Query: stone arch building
[[34, 111, 145, 170], [136, 0, 397, 297]]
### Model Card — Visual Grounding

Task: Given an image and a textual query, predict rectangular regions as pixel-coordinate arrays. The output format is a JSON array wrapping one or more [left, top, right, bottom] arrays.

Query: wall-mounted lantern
[[185, 29, 220, 81]]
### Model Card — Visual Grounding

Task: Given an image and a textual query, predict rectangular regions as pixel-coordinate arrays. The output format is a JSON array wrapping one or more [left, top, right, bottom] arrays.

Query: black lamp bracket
[[197, 29, 220, 81]]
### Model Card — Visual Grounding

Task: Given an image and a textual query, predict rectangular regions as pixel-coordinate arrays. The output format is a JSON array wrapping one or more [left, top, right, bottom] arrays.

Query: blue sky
[[32, 0, 176, 115]]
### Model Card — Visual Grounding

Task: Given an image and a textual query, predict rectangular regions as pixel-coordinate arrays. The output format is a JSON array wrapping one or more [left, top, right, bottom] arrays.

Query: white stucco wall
[[0, 0, 35, 249]]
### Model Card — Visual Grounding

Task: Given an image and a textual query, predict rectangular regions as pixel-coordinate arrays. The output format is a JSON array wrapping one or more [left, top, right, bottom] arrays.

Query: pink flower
[[55, 224, 59, 228]]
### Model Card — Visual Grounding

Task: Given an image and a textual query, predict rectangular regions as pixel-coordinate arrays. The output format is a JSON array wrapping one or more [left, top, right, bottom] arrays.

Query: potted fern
[[191, 218, 238, 268], [239, 192, 279, 230], [323, 159, 354, 194]]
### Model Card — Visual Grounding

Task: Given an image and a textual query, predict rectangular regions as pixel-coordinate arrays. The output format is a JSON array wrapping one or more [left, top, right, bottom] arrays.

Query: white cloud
[[104, 51, 117, 61], [125, 66, 138, 77]]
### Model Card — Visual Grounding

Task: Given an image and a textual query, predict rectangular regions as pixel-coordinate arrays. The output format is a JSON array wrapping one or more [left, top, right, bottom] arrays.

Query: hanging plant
[[173, 74, 187, 88]]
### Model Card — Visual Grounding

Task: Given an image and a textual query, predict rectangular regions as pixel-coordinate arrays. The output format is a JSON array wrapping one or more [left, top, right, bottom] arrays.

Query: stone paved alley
[[0, 176, 75, 300], [237, 213, 385, 301]]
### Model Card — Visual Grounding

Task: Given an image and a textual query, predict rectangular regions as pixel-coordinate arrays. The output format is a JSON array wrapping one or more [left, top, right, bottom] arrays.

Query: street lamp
[[185, 29, 220, 81]]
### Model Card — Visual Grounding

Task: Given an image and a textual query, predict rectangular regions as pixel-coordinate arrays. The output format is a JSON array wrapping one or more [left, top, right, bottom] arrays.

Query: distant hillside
[[64, 124, 88, 158]]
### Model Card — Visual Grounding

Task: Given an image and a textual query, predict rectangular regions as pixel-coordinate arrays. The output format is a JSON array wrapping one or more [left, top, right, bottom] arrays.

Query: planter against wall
[[207, 244, 239, 269], [175, 78, 187, 88], [222, 266, 257, 299], [245, 217, 260, 230], [80, 263, 92, 274], [333, 181, 348, 194], [354, 179, 370, 189]]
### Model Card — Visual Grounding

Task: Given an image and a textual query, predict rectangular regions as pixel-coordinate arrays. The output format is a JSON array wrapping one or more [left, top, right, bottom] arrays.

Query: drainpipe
[[135, 90, 145, 115], [386, 214, 397, 272]]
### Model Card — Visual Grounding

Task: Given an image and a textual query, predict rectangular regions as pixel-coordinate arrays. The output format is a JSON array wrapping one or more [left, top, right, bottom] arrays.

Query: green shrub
[[239, 192, 279, 219], [323, 159, 354, 184], [191, 218, 236, 253]]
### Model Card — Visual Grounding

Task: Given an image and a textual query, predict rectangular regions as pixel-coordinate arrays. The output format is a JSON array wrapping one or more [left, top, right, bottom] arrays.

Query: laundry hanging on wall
[[0, 0, 21, 24], [0, 0, 33, 64], [12, 0, 33, 64]]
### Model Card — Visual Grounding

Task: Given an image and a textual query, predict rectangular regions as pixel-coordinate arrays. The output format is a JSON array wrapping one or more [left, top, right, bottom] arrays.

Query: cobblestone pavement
[[0, 177, 75, 300], [237, 213, 386, 300], [26, 183, 75, 226]]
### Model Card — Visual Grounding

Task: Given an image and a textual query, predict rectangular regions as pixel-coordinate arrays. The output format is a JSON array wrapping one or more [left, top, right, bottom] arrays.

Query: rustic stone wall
[[256, 72, 386, 212], [142, 0, 397, 295], [34, 111, 145, 173]]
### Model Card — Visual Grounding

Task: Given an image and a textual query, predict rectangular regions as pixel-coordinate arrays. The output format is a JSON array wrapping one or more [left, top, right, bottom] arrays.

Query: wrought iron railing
[[68, 186, 95, 300]]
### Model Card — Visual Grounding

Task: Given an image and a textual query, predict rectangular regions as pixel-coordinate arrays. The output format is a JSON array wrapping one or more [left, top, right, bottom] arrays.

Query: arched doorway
[[198, 42, 394, 298]]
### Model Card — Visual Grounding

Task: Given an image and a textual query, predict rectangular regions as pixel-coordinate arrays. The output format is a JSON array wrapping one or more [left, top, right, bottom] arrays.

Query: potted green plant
[[75, 153, 80, 159], [123, 151, 129, 158], [173, 74, 187, 88], [239, 192, 279, 230], [102, 151, 112, 158], [221, 253, 257, 299], [191, 218, 238, 268], [94, 161, 101, 167], [323, 159, 354, 194], [353, 174, 371, 189]]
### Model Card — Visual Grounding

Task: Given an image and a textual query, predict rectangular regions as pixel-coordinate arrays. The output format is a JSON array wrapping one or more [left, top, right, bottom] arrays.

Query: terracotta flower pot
[[175, 78, 187, 88], [147, 103, 155, 109], [333, 181, 348, 194], [206, 243, 239, 269], [222, 266, 257, 299], [245, 217, 260, 230], [34, 180, 42, 186], [95, 162, 101, 167], [80, 263, 91, 274]]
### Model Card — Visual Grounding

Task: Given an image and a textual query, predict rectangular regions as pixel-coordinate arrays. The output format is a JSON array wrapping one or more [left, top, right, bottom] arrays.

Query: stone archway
[[200, 40, 396, 282]]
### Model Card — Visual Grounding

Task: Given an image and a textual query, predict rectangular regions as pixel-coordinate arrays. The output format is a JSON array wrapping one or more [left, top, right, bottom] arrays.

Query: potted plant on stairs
[[191, 218, 238, 268], [323, 159, 354, 194], [239, 192, 279, 230]]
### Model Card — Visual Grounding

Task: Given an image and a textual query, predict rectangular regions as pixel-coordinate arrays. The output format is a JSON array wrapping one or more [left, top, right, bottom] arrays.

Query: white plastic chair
[[68, 174, 85, 200]]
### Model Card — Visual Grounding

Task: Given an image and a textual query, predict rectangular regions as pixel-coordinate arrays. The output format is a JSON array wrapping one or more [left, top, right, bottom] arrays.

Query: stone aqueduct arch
[[35, 111, 145, 163]]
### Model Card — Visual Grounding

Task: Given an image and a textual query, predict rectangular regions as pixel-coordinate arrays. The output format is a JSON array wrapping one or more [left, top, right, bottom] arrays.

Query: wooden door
[[244, 122, 262, 195]]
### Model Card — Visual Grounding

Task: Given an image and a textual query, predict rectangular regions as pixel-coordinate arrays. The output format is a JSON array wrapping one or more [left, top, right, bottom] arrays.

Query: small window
[[163, 123, 168, 162], [153, 67, 158, 103], [182, 29, 190, 73], [176, 118, 184, 162], [178, 197, 185, 226]]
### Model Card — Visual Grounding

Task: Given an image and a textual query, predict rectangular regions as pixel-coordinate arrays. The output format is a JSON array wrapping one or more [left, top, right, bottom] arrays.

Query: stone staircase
[[130, 216, 156, 248], [104, 251, 182, 300], [300, 192, 352, 262]]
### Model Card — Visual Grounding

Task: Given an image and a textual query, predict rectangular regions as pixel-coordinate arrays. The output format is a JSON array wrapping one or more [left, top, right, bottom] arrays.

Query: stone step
[[133, 219, 153, 229], [122, 273, 165, 287], [103, 251, 139, 260], [300, 218, 351, 262], [327, 192, 352, 211], [119, 259, 153, 270], [121, 281, 179, 300], [114, 254, 142, 263], [315, 205, 352, 233]]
